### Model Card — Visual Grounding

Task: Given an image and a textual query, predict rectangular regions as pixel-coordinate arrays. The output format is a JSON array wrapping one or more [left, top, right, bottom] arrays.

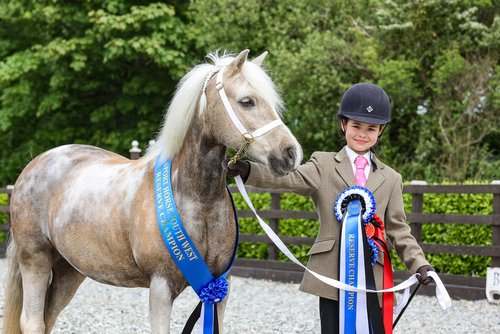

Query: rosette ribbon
[[199, 278, 229, 304], [154, 157, 238, 334], [338, 199, 369, 333], [336, 187, 385, 333], [368, 214, 395, 333]]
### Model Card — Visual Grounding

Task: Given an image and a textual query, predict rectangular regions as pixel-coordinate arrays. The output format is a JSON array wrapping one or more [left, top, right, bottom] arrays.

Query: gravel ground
[[1, 259, 499, 333]]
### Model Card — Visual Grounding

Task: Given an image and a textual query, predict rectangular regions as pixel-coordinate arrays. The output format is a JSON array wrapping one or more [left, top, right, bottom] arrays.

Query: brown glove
[[416, 265, 434, 285], [222, 158, 250, 180]]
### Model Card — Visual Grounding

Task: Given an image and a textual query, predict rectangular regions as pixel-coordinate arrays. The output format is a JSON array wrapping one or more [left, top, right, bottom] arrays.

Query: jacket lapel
[[334, 148, 355, 187], [366, 153, 385, 192]]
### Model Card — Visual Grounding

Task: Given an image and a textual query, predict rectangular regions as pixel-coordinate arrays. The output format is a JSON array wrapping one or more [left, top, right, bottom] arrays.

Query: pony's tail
[[3, 236, 23, 334]]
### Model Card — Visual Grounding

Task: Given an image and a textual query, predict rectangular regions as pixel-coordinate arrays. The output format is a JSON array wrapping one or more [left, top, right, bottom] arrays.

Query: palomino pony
[[4, 49, 303, 333]]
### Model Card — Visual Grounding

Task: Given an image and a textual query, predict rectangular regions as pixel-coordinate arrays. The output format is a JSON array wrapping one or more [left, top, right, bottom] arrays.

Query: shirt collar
[[345, 146, 372, 169]]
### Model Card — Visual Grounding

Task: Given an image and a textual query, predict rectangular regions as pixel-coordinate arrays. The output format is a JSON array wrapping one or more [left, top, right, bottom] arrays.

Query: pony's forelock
[[242, 62, 284, 116], [146, 51, 283, 159]]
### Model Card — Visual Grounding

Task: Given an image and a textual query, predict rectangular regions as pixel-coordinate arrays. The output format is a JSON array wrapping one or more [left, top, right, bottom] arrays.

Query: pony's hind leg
[[17, 248, 53, 334], [43, 258, 85, 332]]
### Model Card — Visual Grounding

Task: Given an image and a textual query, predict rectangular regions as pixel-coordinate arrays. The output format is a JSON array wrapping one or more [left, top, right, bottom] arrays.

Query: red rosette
[[365, 222, 375, 238], [371, 214, 384, 231]]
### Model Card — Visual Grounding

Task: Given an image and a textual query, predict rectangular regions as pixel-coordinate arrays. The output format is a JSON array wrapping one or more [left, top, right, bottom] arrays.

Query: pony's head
[[149, 50, 302, 176]]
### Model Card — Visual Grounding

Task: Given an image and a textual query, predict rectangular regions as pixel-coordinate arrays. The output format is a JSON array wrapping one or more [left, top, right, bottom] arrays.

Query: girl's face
[[342, 119, 383, 155]]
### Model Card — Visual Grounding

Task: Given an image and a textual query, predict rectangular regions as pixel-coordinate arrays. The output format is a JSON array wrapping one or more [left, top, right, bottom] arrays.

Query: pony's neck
[[172, 122, 227, 202]]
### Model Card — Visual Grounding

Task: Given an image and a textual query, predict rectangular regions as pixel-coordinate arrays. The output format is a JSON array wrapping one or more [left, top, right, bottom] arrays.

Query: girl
[[224, 83, 433, 334]]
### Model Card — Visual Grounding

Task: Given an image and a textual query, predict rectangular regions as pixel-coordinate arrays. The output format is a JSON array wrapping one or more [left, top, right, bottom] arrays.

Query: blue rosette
[[334, 186, 376, 224], [199, 277, 229, 304], [367, 237, 379, 266]]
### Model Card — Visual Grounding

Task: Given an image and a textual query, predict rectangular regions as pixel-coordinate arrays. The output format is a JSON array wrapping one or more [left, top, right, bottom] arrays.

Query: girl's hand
[[222, 158, 250, 180], [416, 265, 434, 285]]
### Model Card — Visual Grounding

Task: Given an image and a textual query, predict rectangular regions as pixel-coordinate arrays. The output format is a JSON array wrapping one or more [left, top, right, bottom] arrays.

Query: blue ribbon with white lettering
[[340, 199, 362, 333], [154, 157, 238, 334], [336, 187, 378, 333]]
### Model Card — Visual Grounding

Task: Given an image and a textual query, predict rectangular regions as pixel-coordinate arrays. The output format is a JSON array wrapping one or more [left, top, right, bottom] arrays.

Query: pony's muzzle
[[268, 145, 301, 176]]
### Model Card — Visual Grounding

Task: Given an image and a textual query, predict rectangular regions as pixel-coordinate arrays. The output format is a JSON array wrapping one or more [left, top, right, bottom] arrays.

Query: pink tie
[[355, 156, 368, 187]]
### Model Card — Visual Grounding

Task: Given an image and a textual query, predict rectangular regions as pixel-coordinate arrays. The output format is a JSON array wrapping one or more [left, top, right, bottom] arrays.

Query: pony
[[3, 49, 303, 333]]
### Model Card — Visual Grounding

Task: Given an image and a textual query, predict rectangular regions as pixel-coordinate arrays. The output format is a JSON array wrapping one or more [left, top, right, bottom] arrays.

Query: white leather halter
[[211, 67, 283, 163]]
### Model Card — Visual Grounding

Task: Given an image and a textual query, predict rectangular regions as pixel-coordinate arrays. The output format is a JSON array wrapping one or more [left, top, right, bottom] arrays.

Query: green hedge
[[402, 191, 492, 277], [231, 186, 493, 277], [0, 193, 8, 243]]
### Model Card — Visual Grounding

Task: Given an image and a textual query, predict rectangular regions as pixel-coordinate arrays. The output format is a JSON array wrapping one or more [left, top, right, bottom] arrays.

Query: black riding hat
[[338, 83, 391, 125]]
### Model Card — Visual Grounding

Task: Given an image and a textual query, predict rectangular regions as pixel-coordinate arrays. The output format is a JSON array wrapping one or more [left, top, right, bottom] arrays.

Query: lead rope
[[229, 135, 253, 165]]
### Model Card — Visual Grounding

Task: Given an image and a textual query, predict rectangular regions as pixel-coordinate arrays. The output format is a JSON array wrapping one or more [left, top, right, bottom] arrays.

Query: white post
[[486, 267, 500, 304], [129, 140, 141, 160]]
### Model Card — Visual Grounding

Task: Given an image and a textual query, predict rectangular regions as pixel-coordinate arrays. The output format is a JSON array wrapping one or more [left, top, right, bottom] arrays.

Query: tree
[[1, 0, 498, 184], [0, 1, 199, 185], [190, 0, 386, 159], [190, 0, 500, 181], [373, 0, 499, 181]]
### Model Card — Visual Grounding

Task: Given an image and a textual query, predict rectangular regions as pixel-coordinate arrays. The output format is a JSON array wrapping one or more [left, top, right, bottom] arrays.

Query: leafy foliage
[[395, 187, 493, 276], [190, 0, 499, 182], [0, 1, 200, 185], [0, 194, 8, 243], [190, 0, 383, 160], [372, 0, 499, 181], [1, 1, 498, 185]]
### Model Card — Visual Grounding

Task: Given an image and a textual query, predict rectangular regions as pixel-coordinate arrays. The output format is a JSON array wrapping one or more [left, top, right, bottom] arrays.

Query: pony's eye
[[238, 97, 255, 108]]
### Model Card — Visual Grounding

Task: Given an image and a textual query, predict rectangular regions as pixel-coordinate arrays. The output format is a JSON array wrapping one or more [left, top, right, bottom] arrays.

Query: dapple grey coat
[[246, 147, 430, 300]]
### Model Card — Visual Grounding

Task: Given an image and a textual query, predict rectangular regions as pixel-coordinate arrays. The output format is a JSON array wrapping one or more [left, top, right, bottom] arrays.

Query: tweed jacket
[[246, 147, 430, 300]]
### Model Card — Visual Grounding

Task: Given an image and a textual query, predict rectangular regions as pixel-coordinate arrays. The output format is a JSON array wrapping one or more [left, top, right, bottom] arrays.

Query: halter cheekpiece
[[203, 65, 284, 163]]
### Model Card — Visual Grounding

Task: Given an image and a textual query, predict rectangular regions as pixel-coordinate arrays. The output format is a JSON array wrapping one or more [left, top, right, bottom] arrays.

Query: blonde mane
[[146, 51, 284, 160]]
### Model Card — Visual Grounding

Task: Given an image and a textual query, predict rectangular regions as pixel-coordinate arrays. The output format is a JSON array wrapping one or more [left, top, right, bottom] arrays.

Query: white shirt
[[345, 146, 371, 181]]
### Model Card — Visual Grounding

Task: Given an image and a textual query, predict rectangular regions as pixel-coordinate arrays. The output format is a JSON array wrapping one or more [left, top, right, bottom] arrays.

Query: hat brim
[[344, 114, 389, 125]]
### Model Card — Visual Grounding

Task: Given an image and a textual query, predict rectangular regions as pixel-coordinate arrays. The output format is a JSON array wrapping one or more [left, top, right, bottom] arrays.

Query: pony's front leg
[[149, 276, 173, 334]]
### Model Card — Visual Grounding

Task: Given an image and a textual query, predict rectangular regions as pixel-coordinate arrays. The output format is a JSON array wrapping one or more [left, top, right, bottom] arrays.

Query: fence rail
[[2, 182, 499, 301]]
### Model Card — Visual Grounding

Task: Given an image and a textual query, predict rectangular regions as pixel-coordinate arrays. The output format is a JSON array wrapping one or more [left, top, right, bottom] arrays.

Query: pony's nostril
[[286, 147, 296, 161]]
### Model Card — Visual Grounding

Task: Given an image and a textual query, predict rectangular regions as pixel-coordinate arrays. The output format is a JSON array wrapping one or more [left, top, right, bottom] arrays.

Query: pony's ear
[[227, 49, 250, 76], [252, 51, 268, 67]]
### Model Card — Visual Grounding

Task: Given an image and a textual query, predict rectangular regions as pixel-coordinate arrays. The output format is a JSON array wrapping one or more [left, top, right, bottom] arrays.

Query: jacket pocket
[[307, 238, 336, 255]]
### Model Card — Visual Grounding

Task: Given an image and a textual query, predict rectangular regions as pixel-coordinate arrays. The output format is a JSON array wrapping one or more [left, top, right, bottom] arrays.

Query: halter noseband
[[205, 66, 283, 164]]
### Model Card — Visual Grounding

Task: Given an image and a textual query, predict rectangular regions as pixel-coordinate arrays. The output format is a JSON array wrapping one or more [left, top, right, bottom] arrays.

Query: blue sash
[[339, 198, 374, 333], [154, 157, 238, 333], [344, 200, 361, 331]]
